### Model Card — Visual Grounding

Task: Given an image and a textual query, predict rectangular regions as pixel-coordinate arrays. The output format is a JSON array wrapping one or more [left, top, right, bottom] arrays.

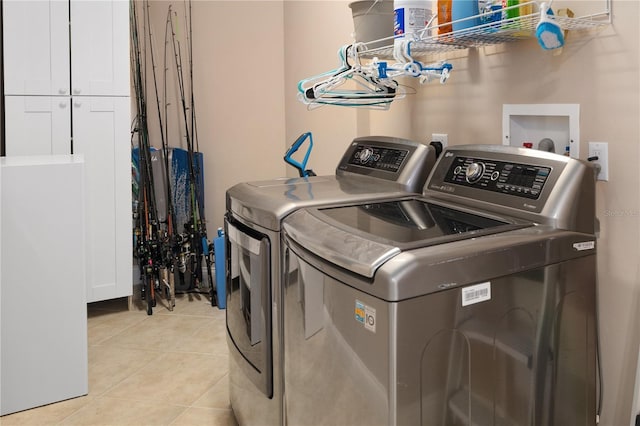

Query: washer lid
[[283, 199, 530, 278]]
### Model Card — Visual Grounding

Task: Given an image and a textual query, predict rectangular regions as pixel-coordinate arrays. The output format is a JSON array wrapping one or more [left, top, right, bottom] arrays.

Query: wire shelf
[[359, 5, 610, 59]]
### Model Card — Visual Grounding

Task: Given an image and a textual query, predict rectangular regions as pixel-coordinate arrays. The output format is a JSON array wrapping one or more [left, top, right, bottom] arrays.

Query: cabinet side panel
[[1, 158, 87, 415]]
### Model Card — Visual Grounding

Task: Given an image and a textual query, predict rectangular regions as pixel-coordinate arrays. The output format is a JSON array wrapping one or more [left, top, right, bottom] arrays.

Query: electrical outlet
[[588, 142, 609, 181], [431, 133, 448, 148]]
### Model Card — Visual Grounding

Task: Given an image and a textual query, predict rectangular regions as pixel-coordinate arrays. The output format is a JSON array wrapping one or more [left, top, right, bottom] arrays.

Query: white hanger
[[297, 44, 407, 110]]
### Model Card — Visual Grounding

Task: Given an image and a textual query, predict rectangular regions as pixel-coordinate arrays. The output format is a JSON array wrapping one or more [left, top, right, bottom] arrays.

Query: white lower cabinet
[[73, 96, 132, 302], [3, 94, 132, 302], [1, 155, 88, 415]]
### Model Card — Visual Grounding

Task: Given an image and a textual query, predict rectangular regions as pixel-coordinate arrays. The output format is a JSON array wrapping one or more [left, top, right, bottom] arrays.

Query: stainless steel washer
[[282, 145, 599, 425], [225, 136, 437, 426]]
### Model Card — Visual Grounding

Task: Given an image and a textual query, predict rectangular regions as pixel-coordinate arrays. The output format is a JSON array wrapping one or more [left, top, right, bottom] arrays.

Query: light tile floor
[[1, 292, 237, 426]]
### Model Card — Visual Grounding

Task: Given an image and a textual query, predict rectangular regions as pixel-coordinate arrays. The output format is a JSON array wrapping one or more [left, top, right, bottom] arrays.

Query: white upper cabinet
[[3, 0, 130, 98], [70, 0, 130, 97], [2, 1, 70, 96]]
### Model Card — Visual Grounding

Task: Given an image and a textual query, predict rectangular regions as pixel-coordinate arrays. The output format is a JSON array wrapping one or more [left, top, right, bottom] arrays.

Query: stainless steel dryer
[[282, 144, 599, 426], [225, 136, 437, 426]]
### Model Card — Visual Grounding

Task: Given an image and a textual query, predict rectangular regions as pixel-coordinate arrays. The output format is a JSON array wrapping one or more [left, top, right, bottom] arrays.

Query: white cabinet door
[[2, 1, 70, 96], [72, 97, 132, 302], [70, 0, 130, 97], [1, 156, 88, 416], [4, 96, 71, 156]]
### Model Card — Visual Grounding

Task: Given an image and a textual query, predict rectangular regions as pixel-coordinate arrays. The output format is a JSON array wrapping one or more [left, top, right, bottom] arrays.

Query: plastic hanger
[[370, 40, 453, 84], [297, 44, 404, 110]]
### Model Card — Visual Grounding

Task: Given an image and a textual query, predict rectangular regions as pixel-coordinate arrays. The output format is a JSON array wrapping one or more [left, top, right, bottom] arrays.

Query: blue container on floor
[[214, 228, 226, 309]]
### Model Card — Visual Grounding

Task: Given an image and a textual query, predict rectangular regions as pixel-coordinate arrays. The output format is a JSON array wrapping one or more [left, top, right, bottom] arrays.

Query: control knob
[[465, 162, 485, 183], [359, 148, 374, 163]]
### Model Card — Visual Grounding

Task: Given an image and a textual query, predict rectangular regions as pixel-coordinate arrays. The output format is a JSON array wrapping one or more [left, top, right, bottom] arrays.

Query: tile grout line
[[188, 372, 229, 409], [88, 314, 152, 346], [53, 349, 167, 425], [87, 314, 229, 406], [81, 300, 231, 424]]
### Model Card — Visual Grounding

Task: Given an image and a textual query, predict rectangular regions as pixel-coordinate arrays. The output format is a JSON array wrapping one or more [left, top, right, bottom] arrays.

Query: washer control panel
[[347, 144, 409, 173], [444, 156, 552, 199]]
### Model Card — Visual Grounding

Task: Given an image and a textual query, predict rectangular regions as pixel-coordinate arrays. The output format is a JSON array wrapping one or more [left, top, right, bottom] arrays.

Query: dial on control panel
[[358, 148, 374, 162], [465, 162, 485, 183]]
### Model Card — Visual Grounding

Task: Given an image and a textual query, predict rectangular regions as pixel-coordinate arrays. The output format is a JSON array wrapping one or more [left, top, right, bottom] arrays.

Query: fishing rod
[[182, 0, 215, 306], [165, 6, 195, 293], [183, 0, 206, 235], [169, 6, 215, 304], [145, 0, 177, 311], [185, 0, 198, 154], [169, 6, 201, 287], [131, 1, 153, 314], [162, 6, 190, 296], [131, 0, 162, 315]]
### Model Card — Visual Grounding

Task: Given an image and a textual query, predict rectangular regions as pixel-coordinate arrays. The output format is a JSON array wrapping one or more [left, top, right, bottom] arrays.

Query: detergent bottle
[[437, 0, 452, 34], [451, 0, 480, 31], [394, 0, 433, 44]]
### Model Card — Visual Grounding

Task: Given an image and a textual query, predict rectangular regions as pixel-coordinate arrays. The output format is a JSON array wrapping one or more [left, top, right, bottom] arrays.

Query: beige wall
[[283, 1, 358, 176], [145, 1, 639, 424], [145, 0, 286, 232]]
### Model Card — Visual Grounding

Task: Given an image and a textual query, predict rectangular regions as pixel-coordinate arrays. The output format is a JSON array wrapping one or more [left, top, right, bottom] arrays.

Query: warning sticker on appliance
[[355, 300, 376, 333], [461, 282, 491, 307], [573, 241, 595, 251]]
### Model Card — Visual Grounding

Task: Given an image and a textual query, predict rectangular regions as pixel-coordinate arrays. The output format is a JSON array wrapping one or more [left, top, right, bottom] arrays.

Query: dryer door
[[225, 216, 272, 398]]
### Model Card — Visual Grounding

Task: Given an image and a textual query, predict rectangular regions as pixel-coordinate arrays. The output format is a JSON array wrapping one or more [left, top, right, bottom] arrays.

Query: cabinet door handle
[[58, 88, 68, 95], [73, 102, 82, 108], [73, 88, 81, 95], [59, 102, 68, 109]]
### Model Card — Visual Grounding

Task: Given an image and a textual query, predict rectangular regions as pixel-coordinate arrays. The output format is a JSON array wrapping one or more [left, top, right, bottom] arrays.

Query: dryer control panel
[[444, 156, 552, 200], [347, 145, 409, 172], [336, 136, 436, 193]]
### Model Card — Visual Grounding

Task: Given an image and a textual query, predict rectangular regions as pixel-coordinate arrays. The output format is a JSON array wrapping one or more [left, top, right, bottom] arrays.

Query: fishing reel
[[135, 237, 149, 262], [175, 232, 190, 274]]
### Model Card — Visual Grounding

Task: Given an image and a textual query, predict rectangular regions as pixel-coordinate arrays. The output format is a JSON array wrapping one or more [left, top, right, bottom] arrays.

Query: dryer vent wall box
[[502, 104, 580, 158]]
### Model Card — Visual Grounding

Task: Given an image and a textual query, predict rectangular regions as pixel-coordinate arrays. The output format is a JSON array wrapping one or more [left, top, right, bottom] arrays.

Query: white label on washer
[[365, 306, 376, 333], [355, 300, 376, 333], [462, 282, 491, 307], [573, 241, 595, 251]]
